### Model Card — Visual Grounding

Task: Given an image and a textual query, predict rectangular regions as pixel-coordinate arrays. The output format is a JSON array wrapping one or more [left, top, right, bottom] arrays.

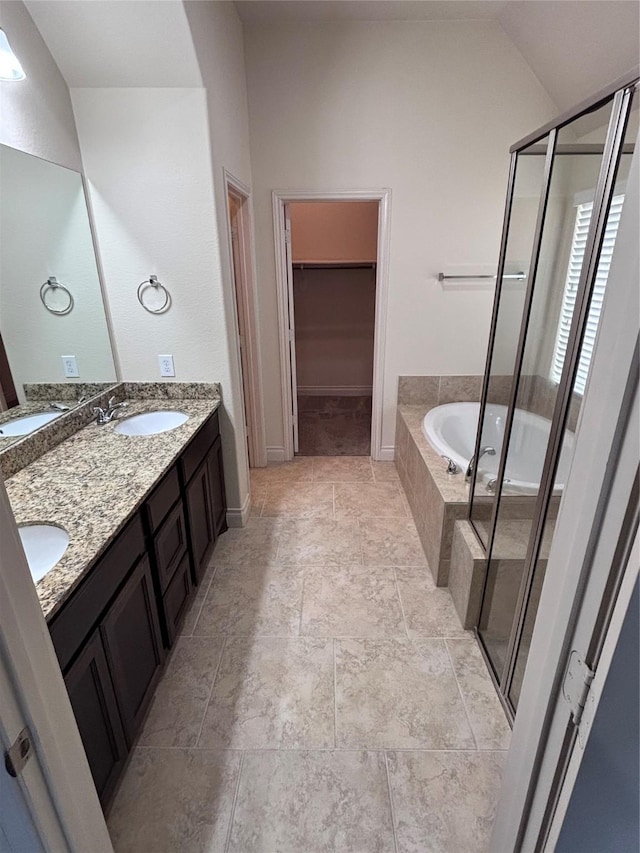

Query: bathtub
[[422, 402, 575, 495]]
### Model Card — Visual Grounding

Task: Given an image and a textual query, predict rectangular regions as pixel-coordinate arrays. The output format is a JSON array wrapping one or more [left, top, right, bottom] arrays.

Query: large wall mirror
[[0, 144, 117, 446]]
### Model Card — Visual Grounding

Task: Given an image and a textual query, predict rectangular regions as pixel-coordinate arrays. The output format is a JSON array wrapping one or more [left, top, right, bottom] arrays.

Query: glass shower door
[[469, 80, 637, 715]]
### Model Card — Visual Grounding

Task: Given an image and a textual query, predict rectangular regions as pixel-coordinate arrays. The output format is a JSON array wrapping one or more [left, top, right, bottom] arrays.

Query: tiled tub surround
[[5, 384, 221, 620], [107, 458, 511, 853], [395, 372, 483, 587]]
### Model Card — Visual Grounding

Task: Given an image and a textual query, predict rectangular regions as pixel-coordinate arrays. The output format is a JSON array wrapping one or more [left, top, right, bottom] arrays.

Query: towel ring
[[137, 275, 171, 314], [40, 276, 74, 315]]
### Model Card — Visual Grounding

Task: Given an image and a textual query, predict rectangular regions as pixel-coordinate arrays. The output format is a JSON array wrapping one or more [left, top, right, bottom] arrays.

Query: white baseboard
[[226, 492, 251, 528], [377, 445, 395, 462], [297, 386, 373, 396], [266, 446, 287, 463]]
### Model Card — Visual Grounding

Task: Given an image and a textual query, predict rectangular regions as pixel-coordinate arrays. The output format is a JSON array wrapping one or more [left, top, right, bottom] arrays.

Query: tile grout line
[[333, 638, 338, 749], [384, 751, 400, 853], [298, 573, 306, 637], [134, 744, 505, 753], [223, 749, 245, 853], [186, 562, 220, 637], [194, 635, 227, 748], [444, 638, 479, 751], [393, 568, 412, 641]]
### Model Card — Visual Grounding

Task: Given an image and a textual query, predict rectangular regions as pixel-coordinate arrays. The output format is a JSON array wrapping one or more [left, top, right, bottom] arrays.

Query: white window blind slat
[[549, 194, 624, 396]]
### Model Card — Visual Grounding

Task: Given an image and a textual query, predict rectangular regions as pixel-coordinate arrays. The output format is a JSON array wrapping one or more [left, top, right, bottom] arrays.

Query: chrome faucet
[[50, 401, 71, 412], [441, 455, 459, 475], [93, 397, 128, 425], [465, 446, 496, 481]]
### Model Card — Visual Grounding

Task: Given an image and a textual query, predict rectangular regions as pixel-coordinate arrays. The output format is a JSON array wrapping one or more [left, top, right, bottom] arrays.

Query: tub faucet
[[441, 455, 459, 475], [50, 401, 71, 412], [465, 446, 496, 482], [93, 397, 128, 425]]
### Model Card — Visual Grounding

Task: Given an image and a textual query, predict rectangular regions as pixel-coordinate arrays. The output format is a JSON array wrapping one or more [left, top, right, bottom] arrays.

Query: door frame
[[224, 169, 267, 468], [272, 189, 391, 461]]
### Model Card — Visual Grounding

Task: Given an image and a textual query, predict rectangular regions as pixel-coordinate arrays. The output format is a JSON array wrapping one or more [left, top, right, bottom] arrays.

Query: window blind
[[550, 193, 625, 395]]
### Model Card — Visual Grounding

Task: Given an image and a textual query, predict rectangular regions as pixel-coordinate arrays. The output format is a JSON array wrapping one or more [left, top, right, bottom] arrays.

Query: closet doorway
[[273, 191, 390, 460]]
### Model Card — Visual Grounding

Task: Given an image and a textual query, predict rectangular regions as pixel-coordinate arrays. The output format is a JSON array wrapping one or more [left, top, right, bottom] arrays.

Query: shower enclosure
[[469, 72, 638, 720]]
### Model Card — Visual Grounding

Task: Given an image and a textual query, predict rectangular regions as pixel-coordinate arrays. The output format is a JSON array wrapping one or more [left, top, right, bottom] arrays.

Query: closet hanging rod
[[292, 262, 376, 270], [437, 271, 526, 282]]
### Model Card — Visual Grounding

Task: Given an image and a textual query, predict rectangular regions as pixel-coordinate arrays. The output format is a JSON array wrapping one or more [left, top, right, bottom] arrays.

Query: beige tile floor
[[108, 457, 511, 853]]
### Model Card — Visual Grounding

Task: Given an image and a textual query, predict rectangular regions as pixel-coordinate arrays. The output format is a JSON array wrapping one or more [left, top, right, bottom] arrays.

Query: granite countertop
[[6, 395, 221, 621], [0, 402, 66, 450]]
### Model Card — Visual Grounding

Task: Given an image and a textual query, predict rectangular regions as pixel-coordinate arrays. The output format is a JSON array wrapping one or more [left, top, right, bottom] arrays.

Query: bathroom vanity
[[3, 386, 227, 808]]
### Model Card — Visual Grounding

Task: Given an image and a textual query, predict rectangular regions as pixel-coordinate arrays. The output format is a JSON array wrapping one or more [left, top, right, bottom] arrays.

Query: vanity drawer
[[161, 551, 193, 646], [50, 514, 146, 672], [180, 410, 219, 484], [152, 501, 188, 593], [145, 465, 180, 532]]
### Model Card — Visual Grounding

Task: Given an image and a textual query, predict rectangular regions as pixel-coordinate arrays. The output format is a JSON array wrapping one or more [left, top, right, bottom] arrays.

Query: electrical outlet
[[158, 355, 175, 377], [61, 355, 79, 378]]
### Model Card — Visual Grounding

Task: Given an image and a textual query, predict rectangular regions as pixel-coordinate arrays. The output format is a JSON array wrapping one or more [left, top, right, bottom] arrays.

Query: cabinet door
[[64, 630, 127, 808], [101, 556, 164, 745], [185, 458, 215, 585], [207, 435, 227, 537]]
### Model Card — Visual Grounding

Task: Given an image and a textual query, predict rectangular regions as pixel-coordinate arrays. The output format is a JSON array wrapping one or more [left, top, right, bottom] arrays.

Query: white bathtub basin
[[422, 402, 575, 495], [0, 412, 60, 437], [18, 524, 69, 582], [115, 410, 189, 436]]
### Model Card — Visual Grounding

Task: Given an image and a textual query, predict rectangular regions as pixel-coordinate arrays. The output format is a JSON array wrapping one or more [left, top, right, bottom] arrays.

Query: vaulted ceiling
[[24, 0, 640, 115]]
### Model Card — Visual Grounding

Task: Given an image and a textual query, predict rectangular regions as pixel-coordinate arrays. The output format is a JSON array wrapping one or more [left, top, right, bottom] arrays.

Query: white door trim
[[224, 169, 267, 468], [272, 189, 391, 461]]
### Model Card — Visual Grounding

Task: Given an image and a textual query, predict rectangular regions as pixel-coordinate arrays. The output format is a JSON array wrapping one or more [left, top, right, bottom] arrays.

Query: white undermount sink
[[19, 524, 70, 582], [0, 411, 60, 437], [114, 410, 189, 436]]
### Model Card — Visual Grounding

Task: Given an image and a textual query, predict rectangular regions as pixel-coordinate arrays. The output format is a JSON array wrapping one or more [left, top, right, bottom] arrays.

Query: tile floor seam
[[384, 751, 400, 853], [131, 744, 494, 753], [298, 573, 306, 636], [444, 638, 479, 751], [333, 638, 338, 749], [194, 635, 227, 749], [187, 563, 220, 637], [393, 568, 411, 640], [223, 749, 245, 853]]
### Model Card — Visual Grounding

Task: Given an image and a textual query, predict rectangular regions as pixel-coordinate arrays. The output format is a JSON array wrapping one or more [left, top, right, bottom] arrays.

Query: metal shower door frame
[[468, 70, 638, 718]]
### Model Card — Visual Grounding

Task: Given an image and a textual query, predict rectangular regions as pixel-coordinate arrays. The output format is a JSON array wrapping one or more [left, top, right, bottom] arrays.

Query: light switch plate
[[158, 354, 175, 377], [61, 355, 79, 378]]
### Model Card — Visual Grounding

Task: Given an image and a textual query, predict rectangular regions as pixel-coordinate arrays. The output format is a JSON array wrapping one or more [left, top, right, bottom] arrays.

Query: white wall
[[70, 1, 255, 516], [0, 145, 116, 395], [0, 0, 81, 170], [244, 20, 559, 453]]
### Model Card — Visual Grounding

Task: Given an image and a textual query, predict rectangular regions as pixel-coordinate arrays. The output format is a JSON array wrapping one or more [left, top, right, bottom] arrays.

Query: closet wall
[[290, 202, 378, 395]]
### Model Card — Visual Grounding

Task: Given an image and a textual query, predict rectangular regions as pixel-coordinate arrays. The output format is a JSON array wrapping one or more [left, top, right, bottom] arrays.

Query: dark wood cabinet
[[100, 556, 164, 745], [185, 457, 215, 585], [50, 406, 227, 811], [207, 435, 228, 537], [64, 630, 128, 808]]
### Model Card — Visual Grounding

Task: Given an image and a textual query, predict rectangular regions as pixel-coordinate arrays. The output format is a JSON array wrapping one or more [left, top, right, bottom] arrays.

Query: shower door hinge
[[562, 650, 595, 732], [5, 727, 34, 778], [285, 227, 291, 246]]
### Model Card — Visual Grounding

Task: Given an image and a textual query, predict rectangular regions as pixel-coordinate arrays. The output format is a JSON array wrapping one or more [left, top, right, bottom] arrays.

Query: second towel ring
[[40, 276, 74, 315], [137, 275, 172, 314]]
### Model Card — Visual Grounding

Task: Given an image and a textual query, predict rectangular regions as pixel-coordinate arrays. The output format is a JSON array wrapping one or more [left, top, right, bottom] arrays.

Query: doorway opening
[[225, 171, 266, 469], [273, 191, 391, 461]]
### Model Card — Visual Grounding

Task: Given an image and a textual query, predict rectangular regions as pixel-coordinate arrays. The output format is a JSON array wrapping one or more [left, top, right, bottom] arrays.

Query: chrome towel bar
[[437, 271, 526, 282]]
